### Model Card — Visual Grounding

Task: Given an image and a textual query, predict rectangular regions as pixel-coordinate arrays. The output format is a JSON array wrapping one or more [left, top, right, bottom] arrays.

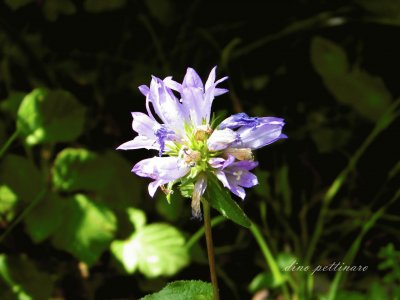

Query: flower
[[118, 67, 286, 217]]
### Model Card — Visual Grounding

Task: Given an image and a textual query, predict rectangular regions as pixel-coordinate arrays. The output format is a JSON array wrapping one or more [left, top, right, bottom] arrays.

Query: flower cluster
[[118, 67, 286, 217]]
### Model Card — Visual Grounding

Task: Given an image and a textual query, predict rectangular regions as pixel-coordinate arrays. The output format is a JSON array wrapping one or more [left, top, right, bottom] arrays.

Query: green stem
[[0, 130, 19, 159], [250, 222, 291, 300], [202, 200, 220, 300], [0, 189, 46, 243]]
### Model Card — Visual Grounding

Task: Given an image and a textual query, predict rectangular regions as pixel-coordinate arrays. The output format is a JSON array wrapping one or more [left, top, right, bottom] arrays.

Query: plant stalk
[[202, 199, 220, 300]]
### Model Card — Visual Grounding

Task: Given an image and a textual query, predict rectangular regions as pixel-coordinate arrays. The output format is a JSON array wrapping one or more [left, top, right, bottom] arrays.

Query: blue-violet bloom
[[118, 67, 286, 218]]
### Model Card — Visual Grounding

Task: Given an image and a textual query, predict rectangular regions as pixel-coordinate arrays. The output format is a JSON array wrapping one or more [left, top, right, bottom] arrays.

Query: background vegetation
[[0, 0, 399, 299]]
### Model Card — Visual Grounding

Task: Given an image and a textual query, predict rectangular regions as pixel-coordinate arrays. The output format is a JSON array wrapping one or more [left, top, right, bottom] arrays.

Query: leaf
[[0, 154, 43, 203], [52, 148, 111, 192], [0, 254, 53, 300], [52, 149, 141, 207], [144, 0, 174, 26], [141, 280, 213, 300], [111, 223, 189, 277], [311, 37, 392, 122], [127, 207, 147, 231], [206, 174, 251, 228], [84, 0, 126, 13], [248, 272, 279, 293], [311, 36, 348, 77], [156, 192, 183, 222], [368, 281, 389, 300], [24, 193, 65, 243], [0, 91, 26, 117], [3, 0, 34, 11], [43, 0, 76, 22], [0, 185, 18, 223], [17, 88, 85, 145], [52, 194, 117, 265]]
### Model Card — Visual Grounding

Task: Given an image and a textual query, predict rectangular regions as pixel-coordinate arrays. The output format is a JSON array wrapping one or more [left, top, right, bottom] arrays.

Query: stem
[[0, 130, 19, 159], [250, 223, 292, 300], [202, 199, 220, 300], [0, 189, 46, 243]]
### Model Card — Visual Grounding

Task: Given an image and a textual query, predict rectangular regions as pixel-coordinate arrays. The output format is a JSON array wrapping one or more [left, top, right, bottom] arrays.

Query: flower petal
[[131, 112, 159, 138], [183, 67, 203, 89], [233, 120, 286, 150], [117, 135, 159, 150], [133, 157, 190, 197], [148, 76, 188, 134], [132, 156, 190, 182], [207, 128, 238, 151]]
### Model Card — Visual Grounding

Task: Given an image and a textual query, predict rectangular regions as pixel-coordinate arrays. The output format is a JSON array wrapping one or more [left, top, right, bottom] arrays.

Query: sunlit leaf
[[0, 254, 53, 300], [24, 193, 65, 243], [311, 37, 392, 122], [141, 280, 213, 300], [52, 194, 117, 265], [84, 0, 126, 13], [17, 88, 85, 145], [52, 148, 111, 192], [206, 174, 251, 228], [111, 223, 189, 277], [0, 154, 43, 203], [0, 185, 18, 223], [127, 207, 147, 231]]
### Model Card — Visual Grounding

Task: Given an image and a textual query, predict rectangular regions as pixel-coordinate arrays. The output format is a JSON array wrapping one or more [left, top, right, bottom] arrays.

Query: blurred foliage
[[0, 0, 399, 299]]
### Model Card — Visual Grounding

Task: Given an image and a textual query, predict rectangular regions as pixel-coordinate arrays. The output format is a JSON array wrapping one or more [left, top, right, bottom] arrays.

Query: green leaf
[[0, 91, 26, 117], [248, 272, 280, 293], [0, 185, 18, 223], [111, 223, 189, 277], [17, 88, 85, 145], [52, 148, 111, 192], [127, 207, 147, 231], [24, 193, 65, 243], [52, 194, 117, 265], [3, 0, 34, 11], [311, 36, 348, 77], [0, 254, 53, 300], [335, 291, 366, 300], [43, 0, 76, 22], [144, 0, 174, 26], [206, 174, 251, 228], [52, 149, 142, 207], [141, 280, 213, 300], [311, 37, 392, 122], [84, 0, 126, 13], [368, 281, 389, 300], [0, 154, 43, 203], [156, 192, 183, 222]]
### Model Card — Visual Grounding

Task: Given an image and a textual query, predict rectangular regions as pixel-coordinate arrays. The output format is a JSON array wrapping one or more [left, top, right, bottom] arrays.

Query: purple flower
[[118, 66, 286, 217]]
